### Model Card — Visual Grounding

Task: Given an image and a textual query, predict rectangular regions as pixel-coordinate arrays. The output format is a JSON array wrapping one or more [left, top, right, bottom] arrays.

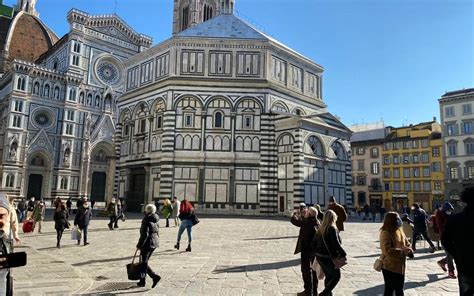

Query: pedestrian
[[380, 206, 386, 222], [17, 198, 26, 223], [435, 202, 456, 279], [53, 196, 62, 210], [356, 205, 361, 217], [0, 192, 12, 295], [66, 198, 72, 215], [27, 196, 35, 219], [371, 205, 377, 222], [106, 198, 118, 230], [114, 199, 123, 229], [32, 201, 45, 233], [314, 204, 324, 221], [291, 206, 320, 296], [154, 199, 160, 213], [363, 203, 370, 220], [53, 202, 69, 248], [314, 210, 347, 296], [161, 199, 172, 227], [327, 196, 347, 231], [136, 204, 161, 288], [441, 186, 474, 295], [74, 200, 92, 246], [174, 199, 195, 252], [411, 203, 435, 253], [76, 197, 84, 210], [172, 197, 181, 227], [90, 200, 96, 210], [3, 195, 20, 243], [379, 212, 413, 296]]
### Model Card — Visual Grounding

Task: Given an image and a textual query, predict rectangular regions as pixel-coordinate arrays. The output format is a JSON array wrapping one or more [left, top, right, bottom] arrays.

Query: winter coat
[[413, 208, 428, 230], [161, 204, 172, 219], [327, 202, 348, 231], [27, 200, 35, 212], [106, 202, 117, 217], [380, 229, 410, 275], [434, 210, 448, 236], [32, 204, 45, 221], [74, 207, 92, 229], [17, 200, 26, 211], [54, 209, 69, 230], [314, 226, 346, 259], [137, 213, 160, 250], [441, 206, 474, 274], [178, 211, 194, 221], [291, 215, 319, 256]]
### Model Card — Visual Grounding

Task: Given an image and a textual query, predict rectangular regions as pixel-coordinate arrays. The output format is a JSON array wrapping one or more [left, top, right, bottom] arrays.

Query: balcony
[[368, 185, 383, 192]]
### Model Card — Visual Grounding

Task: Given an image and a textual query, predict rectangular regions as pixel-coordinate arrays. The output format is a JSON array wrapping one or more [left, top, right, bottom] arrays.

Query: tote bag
[[126, 250, 147, 280]]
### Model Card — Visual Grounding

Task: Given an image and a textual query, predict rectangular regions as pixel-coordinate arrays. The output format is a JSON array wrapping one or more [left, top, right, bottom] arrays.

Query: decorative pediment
[[28, 129, 54, 153], [91, 115, 116, 146]]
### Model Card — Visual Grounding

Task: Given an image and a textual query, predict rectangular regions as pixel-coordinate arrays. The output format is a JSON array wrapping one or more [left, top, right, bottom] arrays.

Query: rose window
[[96, 61, 120, 85]]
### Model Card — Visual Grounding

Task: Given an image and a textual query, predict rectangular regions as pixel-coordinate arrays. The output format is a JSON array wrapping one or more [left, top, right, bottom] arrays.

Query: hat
[[0, 193, 10, 213], [299, 202, 306, 207]]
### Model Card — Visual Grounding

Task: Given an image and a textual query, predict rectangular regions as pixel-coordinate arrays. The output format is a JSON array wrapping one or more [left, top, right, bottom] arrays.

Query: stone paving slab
[[13, 214, 459, 295]]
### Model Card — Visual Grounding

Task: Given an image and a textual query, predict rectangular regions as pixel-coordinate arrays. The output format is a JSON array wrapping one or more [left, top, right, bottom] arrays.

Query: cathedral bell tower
[[173, 0, 236, 35]]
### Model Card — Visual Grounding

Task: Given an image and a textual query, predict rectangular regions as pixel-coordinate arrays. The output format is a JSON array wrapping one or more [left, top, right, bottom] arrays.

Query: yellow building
[[381, 121, 444, 212]]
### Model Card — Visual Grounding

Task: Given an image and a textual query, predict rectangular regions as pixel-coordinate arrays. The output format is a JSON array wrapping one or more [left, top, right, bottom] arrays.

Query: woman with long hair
[[314, 210, 346, 296], [53, 202, 69, 248], [380, 212, 412, 296], [174, 199, 194, 252]]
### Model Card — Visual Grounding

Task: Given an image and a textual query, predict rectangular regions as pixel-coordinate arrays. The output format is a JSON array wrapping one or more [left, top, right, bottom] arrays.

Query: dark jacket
[[74, 207, 92, 229], [137, 213, 160, 250], [179, 211, 194, 221], [27, 200, 35, 212], [291, 215, 319, 255], [53, 209, 69, 230], [314, 226, 346, 259], [413, 208, 428, 230], [441, 206, 474, 274], [328, 202, 348, 231]]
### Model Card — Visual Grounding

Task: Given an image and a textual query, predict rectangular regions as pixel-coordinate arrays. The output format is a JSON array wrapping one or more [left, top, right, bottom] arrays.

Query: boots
[[174, 242, 180, 250], [151, 274, 161, 288], [137, 279, 145, 287], [185, 244, 191, 252]]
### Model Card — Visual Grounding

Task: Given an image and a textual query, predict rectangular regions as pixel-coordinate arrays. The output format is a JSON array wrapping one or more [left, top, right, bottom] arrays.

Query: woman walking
[[380, 212, 413, 296], [314, 210, 347, 296], [161, 199, 172, 228], [136, 204, 161, 288], [53, 202, 69, 248], [174, 199, 194, 252]]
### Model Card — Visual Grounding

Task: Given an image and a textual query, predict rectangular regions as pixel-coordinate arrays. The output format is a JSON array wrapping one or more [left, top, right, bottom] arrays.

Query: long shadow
[[22, 226, 141, 239], [412, 252, 445, 261], [244, 235, 298, 241], [213, 258, 299, 273], [353, 273, 447, 295], [72, 256, 135, 267], [353, 253, 380, 258]]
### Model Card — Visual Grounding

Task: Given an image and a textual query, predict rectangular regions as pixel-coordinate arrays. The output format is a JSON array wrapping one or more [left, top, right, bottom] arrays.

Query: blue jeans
[[177, 219, 193, 244]]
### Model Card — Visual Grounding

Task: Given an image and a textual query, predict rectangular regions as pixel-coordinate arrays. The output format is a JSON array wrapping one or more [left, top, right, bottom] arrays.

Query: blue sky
[[6, 0, 473, 127]]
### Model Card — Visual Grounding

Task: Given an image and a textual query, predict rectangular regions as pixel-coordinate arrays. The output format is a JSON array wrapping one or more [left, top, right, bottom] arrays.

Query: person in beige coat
[[380, 212, 413, 296], [1, 194, 20, 243]]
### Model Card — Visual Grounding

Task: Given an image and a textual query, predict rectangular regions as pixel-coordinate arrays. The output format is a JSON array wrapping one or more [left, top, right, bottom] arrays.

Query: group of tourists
[[356, 203, 387, 222], [292, 186, 474, 296]]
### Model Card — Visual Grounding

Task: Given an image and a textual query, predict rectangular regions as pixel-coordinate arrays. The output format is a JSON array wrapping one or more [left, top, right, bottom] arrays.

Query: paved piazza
[[13, 213, 459, 295]]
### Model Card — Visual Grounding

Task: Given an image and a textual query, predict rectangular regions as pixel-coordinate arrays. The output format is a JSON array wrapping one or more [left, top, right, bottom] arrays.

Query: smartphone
[[0, 252, 27, 268]]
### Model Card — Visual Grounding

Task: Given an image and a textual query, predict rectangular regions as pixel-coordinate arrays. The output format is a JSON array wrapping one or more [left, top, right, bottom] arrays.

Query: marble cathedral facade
[[117, 0, 353, 214], [0, 3, 151, 201]]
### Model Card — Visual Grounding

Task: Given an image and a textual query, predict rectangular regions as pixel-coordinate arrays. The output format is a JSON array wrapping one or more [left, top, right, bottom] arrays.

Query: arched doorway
[[25, 153, 51, 200], [88, 143, 115, 202]]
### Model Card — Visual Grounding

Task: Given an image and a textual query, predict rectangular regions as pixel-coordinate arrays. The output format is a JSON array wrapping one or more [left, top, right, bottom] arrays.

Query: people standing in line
[[17, 198, 26, 223], [327, 196, 347, 231], [435, 202, 456, 279], [314, 204, 324, 221], [411, 203, 435, 253], [53, 202, 69, 249], [136, 204, 161, 288], [74, 200, 92, 246], [380, 206, 386, 222], [172, 197, 181, 227], [291, 206, 320, 296], [66, 198, 72, 215], [379, 212, 413, 296], [174, 199, 195, 252], [314, 210, 346, 296], [161, 199, 172, 228], [442, 186, 474, 296], [106, 198, 118, 230], [32, 201, 45, 233]]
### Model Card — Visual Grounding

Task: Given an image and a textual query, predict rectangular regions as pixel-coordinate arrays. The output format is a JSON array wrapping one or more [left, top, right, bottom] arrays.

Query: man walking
[[435, 202, 456, 279], [411, 203, 435, 253], [327, 196, 347, 231], [442, 186, 474, 296]]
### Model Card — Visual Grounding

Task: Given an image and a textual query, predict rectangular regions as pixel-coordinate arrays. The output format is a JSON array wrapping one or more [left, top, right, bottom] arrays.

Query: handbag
[[311, 258, 325, 280], [321, 230, 347, 269], [71, 227, 81, 241], [191, 214, 200, 226], [126, 250, 147, 280], [373, 257, 383, 272]]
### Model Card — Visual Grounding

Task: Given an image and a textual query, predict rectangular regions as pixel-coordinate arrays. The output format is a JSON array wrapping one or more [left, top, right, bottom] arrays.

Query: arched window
[[60, 177, 68, 190], [332, 142, 346, 160], [214, 111, 223, 128], [5, 174, 14, 188], [306, 136, 324, 157], [69, 88, 76, 101], [16, 76, 26, 91], [53, 61, 58, 70]]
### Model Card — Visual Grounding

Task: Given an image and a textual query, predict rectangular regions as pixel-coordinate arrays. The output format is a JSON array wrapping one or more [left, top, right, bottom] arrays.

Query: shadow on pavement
[[411, 252, 445, 261], [213, 258, 299, 273], [353, 273, 447, 295], [72, 256, 135, 267], [243, 235, 298, 241], [353, 253, 380, 258]]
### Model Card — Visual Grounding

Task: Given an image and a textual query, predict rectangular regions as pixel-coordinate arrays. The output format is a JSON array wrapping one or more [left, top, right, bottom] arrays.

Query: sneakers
[[152, 275, 161, 288], [448, 272, 457, 279], [437, 260, 447, 272]]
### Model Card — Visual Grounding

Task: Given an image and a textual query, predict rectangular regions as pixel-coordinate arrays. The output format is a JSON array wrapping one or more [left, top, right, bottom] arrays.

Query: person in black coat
[[411, 203, 435, 252], [291, 206, 320, 296], [74, 201, 92, 246], [53, 202, 69, 248], [442, 186, 474, 295], [136, 204, 161, 288]]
